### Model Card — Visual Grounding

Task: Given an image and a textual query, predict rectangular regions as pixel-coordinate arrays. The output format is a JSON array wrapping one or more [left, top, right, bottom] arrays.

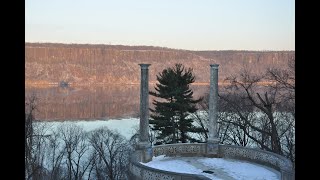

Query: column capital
[[210, 64, 219, 69], [139, 64, 151, 69]]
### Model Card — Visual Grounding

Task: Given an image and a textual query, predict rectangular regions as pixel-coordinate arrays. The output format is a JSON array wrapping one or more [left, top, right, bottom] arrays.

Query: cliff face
[[25, 43, 295, 86]]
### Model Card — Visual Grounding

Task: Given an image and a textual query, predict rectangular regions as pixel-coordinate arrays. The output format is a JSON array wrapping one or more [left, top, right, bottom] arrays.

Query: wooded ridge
[[25, 43, 295, 86]]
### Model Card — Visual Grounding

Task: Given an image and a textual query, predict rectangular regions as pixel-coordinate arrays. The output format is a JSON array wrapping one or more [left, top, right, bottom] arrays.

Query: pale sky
[[25, 0, 295, 51]]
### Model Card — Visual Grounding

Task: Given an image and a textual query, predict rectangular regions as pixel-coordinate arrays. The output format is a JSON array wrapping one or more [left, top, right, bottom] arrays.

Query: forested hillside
[[25, 43, 295, 86]]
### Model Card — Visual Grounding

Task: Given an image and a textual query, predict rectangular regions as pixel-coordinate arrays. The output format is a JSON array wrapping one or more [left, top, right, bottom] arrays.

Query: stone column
[[206, 64, 219, 156], [137, 64, 152, 162]]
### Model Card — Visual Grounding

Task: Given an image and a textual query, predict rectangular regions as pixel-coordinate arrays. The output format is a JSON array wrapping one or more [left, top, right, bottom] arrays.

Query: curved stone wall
[[219, 145, 294, 180], [128, 150, 210, 180], [128, 143, 294, 180]]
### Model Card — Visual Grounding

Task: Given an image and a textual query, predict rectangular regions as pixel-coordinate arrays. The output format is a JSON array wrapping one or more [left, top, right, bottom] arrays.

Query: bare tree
[[189, 110, 208, 142], [45, 128, 66, 180], [194, 94, 252, 146], [218, 59, 295, 161], [89, 127, 130, 180], [193, 58, 295, 164], [266, 58, 295, 163], [25, 94, 37, 179], [59, 124, 93, 180], [26, 93, 136, 180], [220, 68, 281, 154], [25, 94, 50, 180]]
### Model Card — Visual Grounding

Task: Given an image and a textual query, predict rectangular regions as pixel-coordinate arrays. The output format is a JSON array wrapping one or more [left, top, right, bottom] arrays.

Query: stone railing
[[128, 150, 210, 180], [153, 143, 207, 157], [128, 143, 294, 180], [219, 145, 294, 180]]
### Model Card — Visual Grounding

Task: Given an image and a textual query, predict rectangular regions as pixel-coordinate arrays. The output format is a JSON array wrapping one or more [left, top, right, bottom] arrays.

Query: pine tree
[[149, 64, 203, 144]]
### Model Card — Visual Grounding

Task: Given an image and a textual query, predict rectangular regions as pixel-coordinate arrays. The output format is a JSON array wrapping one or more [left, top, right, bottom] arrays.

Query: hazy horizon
[[26, 0, 295, 51], [25, 41, 295, 52]]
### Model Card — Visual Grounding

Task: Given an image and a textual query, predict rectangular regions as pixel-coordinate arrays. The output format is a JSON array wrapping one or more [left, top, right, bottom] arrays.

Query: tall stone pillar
[[206, 64, 220, 156], [137, 64, 152, 162]]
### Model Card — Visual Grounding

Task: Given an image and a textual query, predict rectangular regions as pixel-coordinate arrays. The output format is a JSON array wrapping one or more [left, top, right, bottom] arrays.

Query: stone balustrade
[[128, 143, 294, 180], [129, 150, 210, 180], [219, 145, 294, 180], [153, 143, 207, 157]]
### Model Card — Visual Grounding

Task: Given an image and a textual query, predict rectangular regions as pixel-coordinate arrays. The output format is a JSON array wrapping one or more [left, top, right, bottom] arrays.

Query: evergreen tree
[[149, 64, 203, 144]]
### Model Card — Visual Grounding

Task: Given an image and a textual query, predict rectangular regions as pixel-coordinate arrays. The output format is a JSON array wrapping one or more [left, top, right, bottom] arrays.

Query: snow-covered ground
[[142, 155, 280, 180]]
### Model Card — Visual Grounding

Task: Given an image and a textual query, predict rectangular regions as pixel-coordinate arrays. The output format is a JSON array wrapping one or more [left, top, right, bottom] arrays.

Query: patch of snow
[[142, 156, 280, 180], [198, 158, 280, 180], [141, 155, 203, 175]]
